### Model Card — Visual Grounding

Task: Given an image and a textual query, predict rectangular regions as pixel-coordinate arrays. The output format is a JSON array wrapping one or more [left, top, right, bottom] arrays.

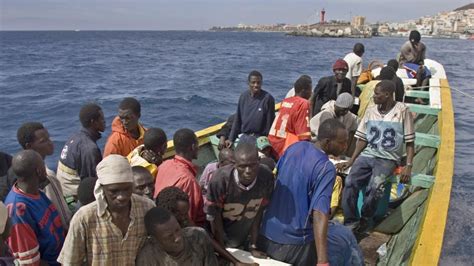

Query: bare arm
[[248, 206, 267, 258], [313, 210, 329, 264], [400, 142, 415, 183], [210, 213, 225, 246]]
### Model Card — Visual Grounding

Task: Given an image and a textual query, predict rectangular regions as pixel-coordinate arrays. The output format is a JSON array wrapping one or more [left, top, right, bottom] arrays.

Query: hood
[[110, 116, 146, 139]]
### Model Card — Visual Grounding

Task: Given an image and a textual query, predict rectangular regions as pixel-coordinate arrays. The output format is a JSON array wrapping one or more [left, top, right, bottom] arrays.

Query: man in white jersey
[[343, 43, 364, 96], [336, 80, 415, 232]]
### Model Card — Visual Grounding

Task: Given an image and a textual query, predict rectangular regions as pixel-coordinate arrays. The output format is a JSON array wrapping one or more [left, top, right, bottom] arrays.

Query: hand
[[235, 262, 259, 266], [400, 165, 412, 183], [141, 149, 163, 165], [225, 140, 233, 149], [218, 137, 226, 150], [250, 249, 267, 259], [335, 160, 352, 173]]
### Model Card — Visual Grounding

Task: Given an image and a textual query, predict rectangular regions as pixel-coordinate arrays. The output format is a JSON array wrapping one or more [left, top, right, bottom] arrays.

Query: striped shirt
[[355, 102, 415, 162], [57, 194, 155, 265]]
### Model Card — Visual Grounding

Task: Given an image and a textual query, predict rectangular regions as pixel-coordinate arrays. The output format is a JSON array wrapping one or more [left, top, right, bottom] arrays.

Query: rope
[[451, 87, 474, 99]]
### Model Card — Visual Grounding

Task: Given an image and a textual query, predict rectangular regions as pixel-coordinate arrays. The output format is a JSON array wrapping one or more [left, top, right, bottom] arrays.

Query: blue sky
[[0, 0, 470, 30]]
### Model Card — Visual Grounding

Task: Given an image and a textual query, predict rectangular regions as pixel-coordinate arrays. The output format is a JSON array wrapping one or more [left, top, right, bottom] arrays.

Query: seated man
[[199, 148, 234, 197], [268, 75, 312, 158], [338, 80, 415, 233], [104, 97, 146, 157], [205, 143, 273, 256], [136, 207, 218, 266], [386, 59, 405, 102], [5, 150, 65, 265], [154, 128, 205, 226], [57, 103, 105, 206], [156, 187, 254, 266], [259, 119, 363, 265], [398, 30, 430, 87], [132, 166, 155, 200], [58, 155, 155, 265], [128, 127, 168, 177], [310, 93, 359, 156], [228, 70, 275, 146], [310, 59, 352, 116]]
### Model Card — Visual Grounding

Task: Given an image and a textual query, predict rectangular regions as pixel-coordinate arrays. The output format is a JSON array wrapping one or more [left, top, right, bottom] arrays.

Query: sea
[[0, 31, 473, 263]]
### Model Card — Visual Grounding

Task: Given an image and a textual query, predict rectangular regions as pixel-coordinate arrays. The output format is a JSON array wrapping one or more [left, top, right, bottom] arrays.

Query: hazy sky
[[0, 0, 470, 30]]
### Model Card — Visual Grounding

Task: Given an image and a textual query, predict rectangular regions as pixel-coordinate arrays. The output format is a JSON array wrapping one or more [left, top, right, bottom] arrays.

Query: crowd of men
[[0, 31, 427, 265]]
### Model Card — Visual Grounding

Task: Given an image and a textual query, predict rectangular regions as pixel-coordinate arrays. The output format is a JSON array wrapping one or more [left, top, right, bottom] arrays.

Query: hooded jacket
[[103, 116, 146, 157]]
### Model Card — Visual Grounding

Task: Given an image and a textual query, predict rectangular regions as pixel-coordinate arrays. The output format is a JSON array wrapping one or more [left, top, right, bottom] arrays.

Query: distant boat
[[459, 34, 469, 40], [74, 29, 80, 32]]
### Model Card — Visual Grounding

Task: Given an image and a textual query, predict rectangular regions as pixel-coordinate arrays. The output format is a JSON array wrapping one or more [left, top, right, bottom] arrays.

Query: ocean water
[[0, 31, 472, 263]]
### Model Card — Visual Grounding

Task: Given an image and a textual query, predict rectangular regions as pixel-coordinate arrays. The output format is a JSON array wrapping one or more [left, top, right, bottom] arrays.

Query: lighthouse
[[320, 9, 326, 24]]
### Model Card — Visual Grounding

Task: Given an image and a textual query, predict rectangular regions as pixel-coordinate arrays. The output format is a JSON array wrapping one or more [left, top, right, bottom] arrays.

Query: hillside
[[454, 3, 474, 11]]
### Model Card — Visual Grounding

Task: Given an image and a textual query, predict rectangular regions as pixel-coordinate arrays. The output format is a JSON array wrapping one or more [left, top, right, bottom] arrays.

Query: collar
[[233, 169, 257, 191], [174, 155, 197, 176], [81, 127, 101, 141], [13, 184, 41, 199]]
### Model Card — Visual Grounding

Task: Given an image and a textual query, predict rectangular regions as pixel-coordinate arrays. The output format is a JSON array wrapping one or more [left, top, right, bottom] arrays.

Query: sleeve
[[354, 113, 368, 141], [181, 178, 206, 226], [229, 96, 243, 142], [403, 108, 415, 143], [103, 134, 121, 157], [294, 101, 311, 140], [263, 95, 276, 136], [201, 230, 219, 266], [7, 202, 41, 266], [57, 211, 87, 265], [204, 171, 226, 220], [135, 241, 157, 266], [78, 146, 102, 178], [216, 114, 235, 139], [309, 162, 336, 215], [313, 78, 328, 115]]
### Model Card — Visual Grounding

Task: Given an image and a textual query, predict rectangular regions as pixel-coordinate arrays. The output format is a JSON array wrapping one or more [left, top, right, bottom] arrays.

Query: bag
[[357, 60, 384, 85]]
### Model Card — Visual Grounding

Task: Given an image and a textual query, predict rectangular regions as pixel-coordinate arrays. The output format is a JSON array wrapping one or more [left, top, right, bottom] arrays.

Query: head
[[333, 59, 349, 81], [409, 30, 421, 45], [256, 136, 273, 158], [218, 148, 234, 168], [155, 186, 190, 228], [144, 127, 168, 163], [131, 166, 155, 200], [17, 122, 54, 158], [378, 66, 396, 80], [248, 70, 263, 96], [11, 150, 47, 188], [80, 103, 106, 133], [317, 119, 348, 157], [0, 201, 11, 241], [77, 177, 97, 206], [96, 155, 134, 212], [373, 80, 396, 105], [173, 128, 198, 160], [353, 43, 365, 57], [118, 97, 141, 132], [334, 93, 354, 117], [387, 59, 399, 71], [234, 143, 260, 186], [144, 207, 185, 256], [294, 75, 313, 99]]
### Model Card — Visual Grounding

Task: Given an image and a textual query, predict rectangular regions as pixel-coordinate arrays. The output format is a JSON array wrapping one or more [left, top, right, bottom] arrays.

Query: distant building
[[351, 16, 365, 30]]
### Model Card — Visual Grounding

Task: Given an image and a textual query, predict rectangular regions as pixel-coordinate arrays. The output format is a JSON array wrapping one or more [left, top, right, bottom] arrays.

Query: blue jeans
[[342, 156, 397, 224]]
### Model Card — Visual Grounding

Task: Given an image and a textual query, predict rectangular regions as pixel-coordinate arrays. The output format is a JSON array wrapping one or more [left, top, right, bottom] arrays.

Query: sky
[[0, 0, 471, 30]]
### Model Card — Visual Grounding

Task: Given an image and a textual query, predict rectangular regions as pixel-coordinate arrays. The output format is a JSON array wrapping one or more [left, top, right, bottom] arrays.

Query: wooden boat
[[162, 59, 454, 265]]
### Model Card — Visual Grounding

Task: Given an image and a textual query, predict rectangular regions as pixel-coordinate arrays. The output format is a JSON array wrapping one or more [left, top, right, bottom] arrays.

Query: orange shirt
[[154, 155, 206, 226], [268, 96, 311, 157], [103, 116, 146, 157]]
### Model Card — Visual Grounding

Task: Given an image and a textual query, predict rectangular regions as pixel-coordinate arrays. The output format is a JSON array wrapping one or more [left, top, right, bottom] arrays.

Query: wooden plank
[[375, 190, 429, 234], [409, 174, 435, 189], [405, 90, 430, 99], [415, 132, 440, 148], [429, 79, 442, 109], [410, 79, 455, 265], [406, 103, 440, 116]]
